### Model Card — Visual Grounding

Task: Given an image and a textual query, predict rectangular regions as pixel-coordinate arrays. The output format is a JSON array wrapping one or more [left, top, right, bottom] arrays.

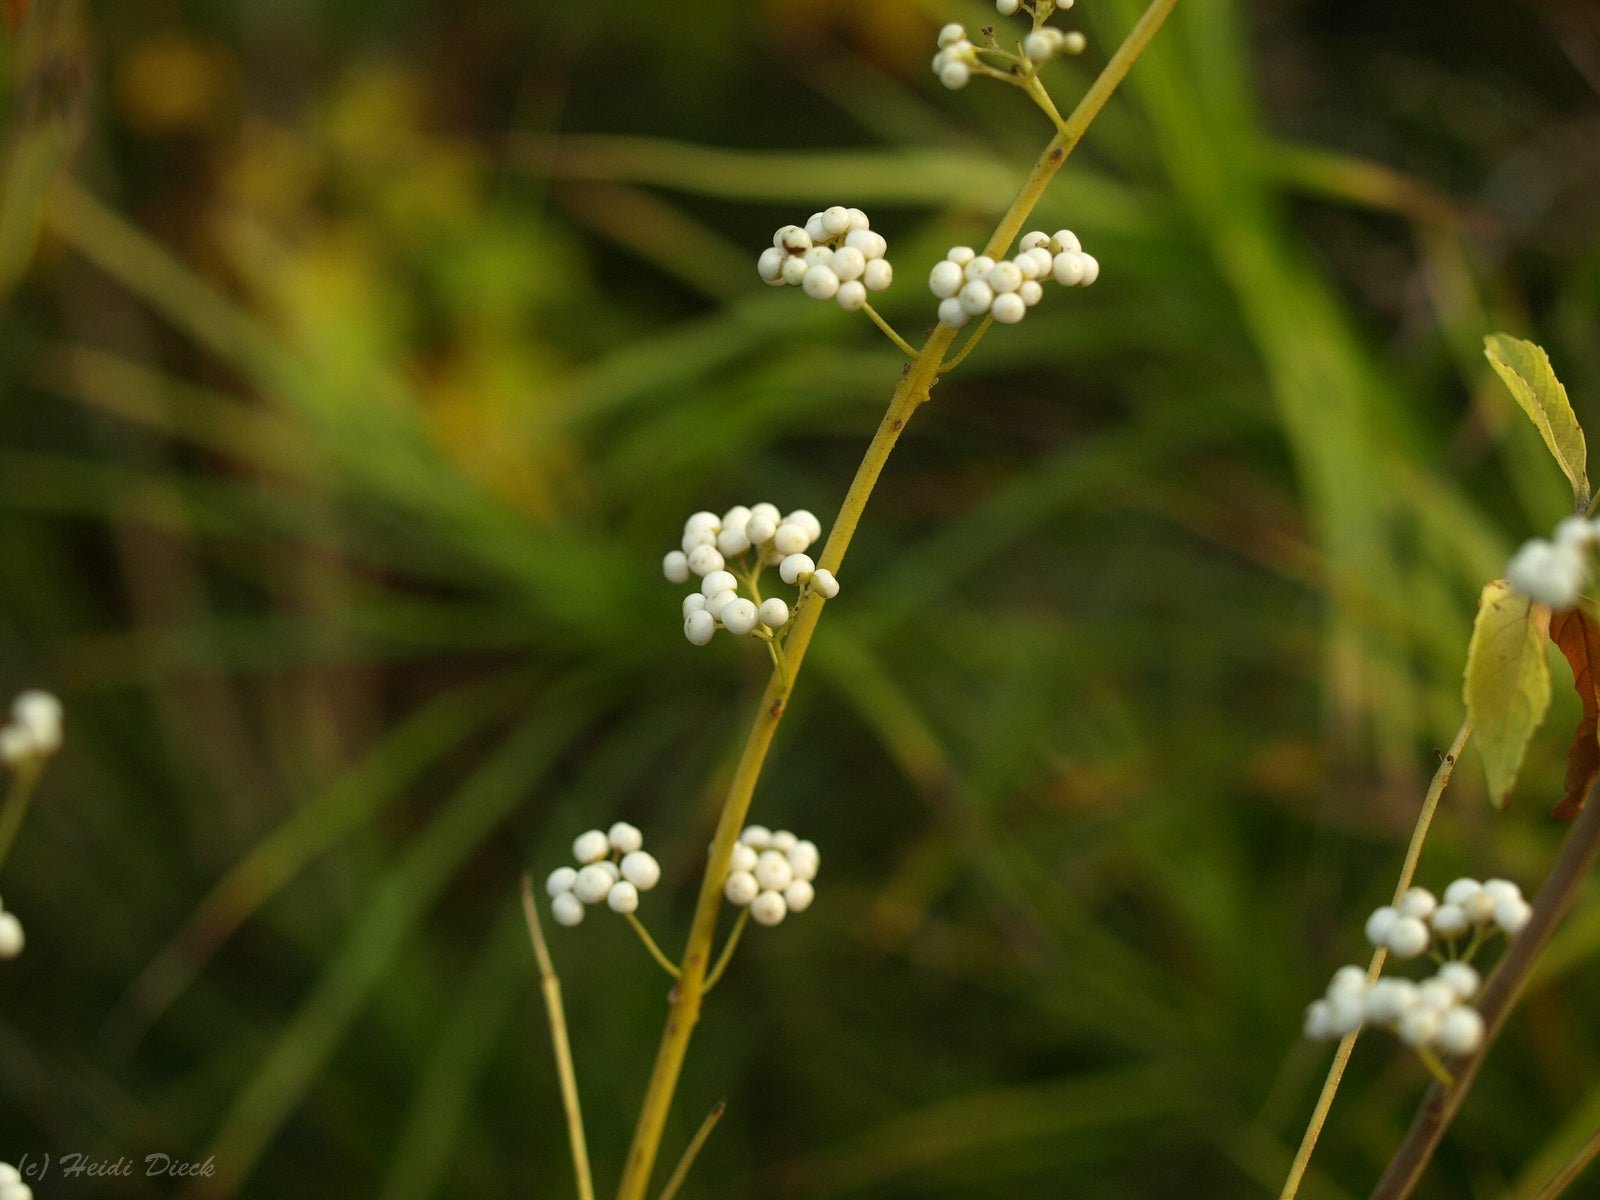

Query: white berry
[[663, 551, 690, 583], [725, 871, 759, 906], [574, 864, 614, 905], [545, 866, 578, 897], [572, 829, 609, 864], [551, 892, 585, 927], [759, 598, 791, 628], [751, 891, 788, 926], [620, 850, 661, 891]]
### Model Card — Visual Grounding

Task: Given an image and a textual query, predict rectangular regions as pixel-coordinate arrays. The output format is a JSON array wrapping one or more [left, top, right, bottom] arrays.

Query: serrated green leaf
[[1464, 578, 1552, 807], [1485, 333, 1588, 509]]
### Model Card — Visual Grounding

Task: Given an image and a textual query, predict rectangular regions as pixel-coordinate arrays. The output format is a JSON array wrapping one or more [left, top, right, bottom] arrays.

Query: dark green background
[[1, 0, 1598, 1196]]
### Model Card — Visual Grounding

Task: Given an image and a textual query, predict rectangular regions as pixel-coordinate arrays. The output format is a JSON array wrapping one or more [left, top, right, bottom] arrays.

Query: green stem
[[625, 913, 682, 980], [861, 302, 918, 359], [939, 316, 996, 374], [1277, 718, 1471, 1200], [0, 759, 44, 876], [612, 4, 1182, 1196], [655, 1101, 725, 1200], [703, 909, 749, 993]]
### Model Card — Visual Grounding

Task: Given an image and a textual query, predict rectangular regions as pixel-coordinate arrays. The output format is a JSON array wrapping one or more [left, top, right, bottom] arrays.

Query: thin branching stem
[[703, 910, 749, 993], [1369, 775, 1600, 1200], [939, 316, 995, 374], [0, 759, 44, 876], [613, 4, 1182, 1196], [1528, 1121, 1600, 1200], [625, 913, 682, 980], [520, 874, 596, 1200], [1278, 718, 1471, 1200], [656, 1101, 726, 1200], [861, 301, 918, 359]]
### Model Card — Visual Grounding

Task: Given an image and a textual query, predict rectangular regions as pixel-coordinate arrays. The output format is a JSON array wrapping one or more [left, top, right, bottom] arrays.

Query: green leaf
[[1485, 333, 1589, 509], [1464, 578, 1552, 807]]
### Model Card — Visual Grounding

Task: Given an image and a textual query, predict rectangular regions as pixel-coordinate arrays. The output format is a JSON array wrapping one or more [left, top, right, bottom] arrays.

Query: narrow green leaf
[[1485, 333, 1588, 509], [1464, 579, 1552, 807]]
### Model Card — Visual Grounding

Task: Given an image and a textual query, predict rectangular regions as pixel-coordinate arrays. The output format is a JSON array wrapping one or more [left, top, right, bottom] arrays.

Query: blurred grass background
[[0, 0, 1598, 1196]]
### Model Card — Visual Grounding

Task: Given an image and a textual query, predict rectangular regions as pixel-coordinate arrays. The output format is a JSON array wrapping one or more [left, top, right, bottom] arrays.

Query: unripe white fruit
[[704, 590, 739, 620], [751, 891, 788, 926], [1364, 905, 1398, 946], [1495, 897, 1532, 935], [620, 850, 660, 891], [805, 212, 827, 241], [1324, 994, 1364, 1036], [1462, 891, 1497, 924], [832, 246, 866, 282], [1436, 1006, 1485, 1056], [1078, 253, 1100, 286], [1020, 230, 1050, 251], [684, 610, 716, 645], [1443, 877, 1482, 906], [959, 280, 994, 314], [1063, 30, 1086, 54], [1023, 31, 1055, 61], [551, 892, 585, 927], [938, 298, 969, 328], [810, 569, 840, 599], [785, 510, 822, 542], [686, 544, 724, 576], [0, 913, 24, 960], [1398, 1006, 1441, 1047], [682, 593, 706, 619], [607, 881, 640, 914], [939, 62, 972, 89], [700, 570, 737, 598], [846, 207, 870, 231], [716, 525, 751, 557], [1415, 980, 1456, 1011], [991, 293, 1026, 324], [836, 281, 868, 311], [845, 229, 885, 258], [985, 260, 1024, 291], [1052, 251, 1086, 286], [741, 825, 773, 848], [1025, 246, 1055, 278], [757, 246, 786, 283], [747, 514, 778, 545], [1397, 887, 1436, 919], [863, 258, 893, 291], [546, 866, 578, 897], [721, 598, 760, 636], [725, 871, 759, 906], [574, 864, 615, 905], [1303, 1000, 1331, 1039], [759, 598, 791, 628], [1050, 229, 1081, 254], [946, 245, 976, 266], [1430, 903, 1469, 938], [1020, 280, 1044, 306], [938, 22, 966, 46], [573, 829, 610, 864], [780, 554, 815, 585], [803, 245, 833, 268], [730, 843, 759, 873], [803, 265, 840, 300], [997, 0, 1021, 14], [755, 850, 794, 891], [789, 840, 820, 881], [821, 206, 851, 236], [929, 260, 964, 299], [684, 510, 720, 533], [1435, 961, 1480, 1000], [1364, 978, 1418, 1024], [1483, 878, 1522, 905], [773, 225, 810, 253], [1387, 916, 1431, 959], [1327, 965, 1367, 998], [681, 527, 715, 554], [663, 550, 690, 583], [785, 879, 815, 913], [780, 256, 808, 285], [773, 523, 810, 555], [770, 830, 797, 853]]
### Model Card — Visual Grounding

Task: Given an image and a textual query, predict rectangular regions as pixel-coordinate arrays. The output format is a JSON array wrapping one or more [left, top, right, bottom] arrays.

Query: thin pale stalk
[[861, 302, 918, 358], [1528, 1122, 1600, 1200], [520, 875, 596, 1200], [939, 317, 995, 374], [703, 909, 749, 993], [613, 4, 1181, 1196], [1278, 718, 1471, 1200], [625, 913, 682, 979], [0, 759, 44, 875], [1370, 776, 1600, 1200], [656, 1101, 726, 1200]]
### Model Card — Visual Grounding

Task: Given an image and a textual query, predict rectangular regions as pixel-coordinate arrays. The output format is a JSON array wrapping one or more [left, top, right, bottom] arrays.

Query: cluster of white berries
[[756, 207, 893, 312], [722, 825, 819, 927], [0, 1164, 31, 1200], [932, 5, 1084, 90], [545, 823, 662, 928], [664, 506, 839, 646], [929, 231, 1098, 329], [0, 896, 22, 960], [1363, 879, 1530, 958], [1304, 962, 1486, 1057], [1304, 879, 1532, 1061], [0, 690, 62, 767], [1506, 514, 1594, 610]]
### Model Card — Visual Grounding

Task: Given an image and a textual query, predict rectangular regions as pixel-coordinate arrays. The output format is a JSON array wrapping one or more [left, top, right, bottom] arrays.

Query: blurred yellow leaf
[[1464, 578, 1551, 807]]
